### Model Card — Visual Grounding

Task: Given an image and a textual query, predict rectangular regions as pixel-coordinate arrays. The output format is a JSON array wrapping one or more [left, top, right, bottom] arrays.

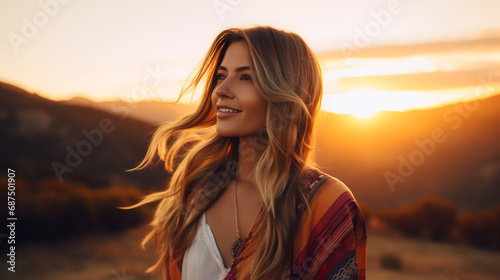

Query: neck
[[237, 134, 267, 187]]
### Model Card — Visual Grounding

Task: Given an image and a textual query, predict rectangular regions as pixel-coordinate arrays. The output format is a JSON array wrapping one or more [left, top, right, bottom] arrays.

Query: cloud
[[319, 31, 500, 59], [337, 67, 500, 92]]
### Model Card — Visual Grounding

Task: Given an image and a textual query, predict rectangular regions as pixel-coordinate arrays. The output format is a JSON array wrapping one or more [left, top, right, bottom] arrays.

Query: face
[[211, 41, 267, 137]]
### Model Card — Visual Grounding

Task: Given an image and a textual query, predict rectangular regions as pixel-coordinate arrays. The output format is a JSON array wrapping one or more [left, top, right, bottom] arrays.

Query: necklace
[[231, 174, 260, 259]]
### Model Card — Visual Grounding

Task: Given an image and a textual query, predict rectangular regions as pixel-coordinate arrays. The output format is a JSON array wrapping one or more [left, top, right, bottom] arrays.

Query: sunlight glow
[[323, 56, 439, 82], [321, 88, 475, 119]]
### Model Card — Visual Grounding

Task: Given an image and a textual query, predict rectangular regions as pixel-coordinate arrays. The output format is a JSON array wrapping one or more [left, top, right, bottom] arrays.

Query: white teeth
[[219, 108, 240, 113]]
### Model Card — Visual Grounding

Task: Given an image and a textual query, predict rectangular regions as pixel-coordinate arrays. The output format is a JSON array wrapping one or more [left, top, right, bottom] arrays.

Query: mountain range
[[1, 81, 499, 210], [0, 82, 167, 189]]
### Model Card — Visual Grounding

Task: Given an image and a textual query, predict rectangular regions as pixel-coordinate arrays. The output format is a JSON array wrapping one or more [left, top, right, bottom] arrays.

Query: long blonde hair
[[130, 26, 323, 279]]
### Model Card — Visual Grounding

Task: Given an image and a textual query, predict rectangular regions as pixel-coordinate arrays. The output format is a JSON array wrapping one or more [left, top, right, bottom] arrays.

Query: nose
[[214, 78, 234, 99]]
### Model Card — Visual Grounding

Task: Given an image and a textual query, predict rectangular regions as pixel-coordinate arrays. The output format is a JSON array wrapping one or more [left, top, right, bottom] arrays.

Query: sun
[[321, 88, 419, 119]]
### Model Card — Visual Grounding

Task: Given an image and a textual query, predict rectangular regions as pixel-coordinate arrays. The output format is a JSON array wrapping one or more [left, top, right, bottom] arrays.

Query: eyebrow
[[217, 66, 251, 72]]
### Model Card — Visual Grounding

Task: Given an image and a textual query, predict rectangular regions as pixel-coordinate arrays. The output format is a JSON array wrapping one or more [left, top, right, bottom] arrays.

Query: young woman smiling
[[130, 26, 367, 280]]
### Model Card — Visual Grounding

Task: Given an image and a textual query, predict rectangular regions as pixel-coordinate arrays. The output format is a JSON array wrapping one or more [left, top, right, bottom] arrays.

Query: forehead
[[220, 41, 251, 67]]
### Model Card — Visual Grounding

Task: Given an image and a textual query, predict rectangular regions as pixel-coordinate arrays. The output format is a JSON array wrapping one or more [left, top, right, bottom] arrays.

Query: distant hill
[[0, 82, 168, 189], [1, 81, 499, 211], [62, 96, 196, 125], [315, 95, 500, 210], [63, 89, 500, 210]]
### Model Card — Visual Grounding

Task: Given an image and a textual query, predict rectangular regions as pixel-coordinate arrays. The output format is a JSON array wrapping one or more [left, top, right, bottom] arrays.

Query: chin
[[215, 126, 237, 137], [216, 121, 268, 136], [215, 131, 234, 137]]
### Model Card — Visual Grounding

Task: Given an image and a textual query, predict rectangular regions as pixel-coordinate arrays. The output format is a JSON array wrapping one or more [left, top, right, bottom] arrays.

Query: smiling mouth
[[218, 108, 242, 113]]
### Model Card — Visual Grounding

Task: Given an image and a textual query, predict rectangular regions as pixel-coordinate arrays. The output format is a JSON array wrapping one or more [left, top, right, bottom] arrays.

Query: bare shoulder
[[299, 170, 360, 227], [313, 176, 352, 205], [322, 176, 350, 194], [304, 167, 353, 207]]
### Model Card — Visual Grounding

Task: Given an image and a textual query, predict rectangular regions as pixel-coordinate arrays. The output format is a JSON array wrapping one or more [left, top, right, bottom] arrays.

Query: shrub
[[12, 177, 152, 243], [456, 205, 500, 250], [379, 197, 457, 241], [380, 252, 402, 270]]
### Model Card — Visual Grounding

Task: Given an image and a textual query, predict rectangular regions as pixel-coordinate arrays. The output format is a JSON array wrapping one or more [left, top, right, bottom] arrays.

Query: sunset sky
[[1, 0, 499, 117]]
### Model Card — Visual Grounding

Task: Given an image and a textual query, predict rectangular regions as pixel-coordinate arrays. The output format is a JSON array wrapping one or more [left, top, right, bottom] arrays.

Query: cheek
[[248, 94, 267, 123]]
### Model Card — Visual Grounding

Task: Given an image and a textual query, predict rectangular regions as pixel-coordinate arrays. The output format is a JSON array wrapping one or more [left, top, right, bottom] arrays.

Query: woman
[[130, 26, 367, 279]]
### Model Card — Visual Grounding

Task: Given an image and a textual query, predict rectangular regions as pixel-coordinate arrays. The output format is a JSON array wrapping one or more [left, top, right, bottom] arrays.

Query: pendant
[[231, 238, 243, 259]]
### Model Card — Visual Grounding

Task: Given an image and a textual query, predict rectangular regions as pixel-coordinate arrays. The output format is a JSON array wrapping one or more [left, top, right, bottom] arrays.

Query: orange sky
[[1, 0, 499, 117]]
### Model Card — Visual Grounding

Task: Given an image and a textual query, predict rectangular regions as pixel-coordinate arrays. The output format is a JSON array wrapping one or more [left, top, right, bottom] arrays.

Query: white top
[[181, 212, 230, 280]]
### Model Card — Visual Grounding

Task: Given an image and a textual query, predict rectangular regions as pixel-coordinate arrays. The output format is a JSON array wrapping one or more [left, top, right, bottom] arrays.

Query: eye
[[215, 73, 226, 81], [241, 74, 252, 81]]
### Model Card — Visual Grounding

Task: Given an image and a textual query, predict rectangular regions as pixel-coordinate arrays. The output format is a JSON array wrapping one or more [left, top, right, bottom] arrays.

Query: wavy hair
[[129, 26, 323, 279]]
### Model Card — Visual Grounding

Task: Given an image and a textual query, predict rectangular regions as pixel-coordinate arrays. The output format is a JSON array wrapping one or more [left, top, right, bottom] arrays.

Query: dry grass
[[2, 224, 500, 280], [0, 226, 160, 280], [368, 226, 500, 280]]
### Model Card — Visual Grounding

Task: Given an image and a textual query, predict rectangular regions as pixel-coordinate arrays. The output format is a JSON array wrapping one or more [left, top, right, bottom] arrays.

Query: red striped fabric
[[168, 169, 367, 279]]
